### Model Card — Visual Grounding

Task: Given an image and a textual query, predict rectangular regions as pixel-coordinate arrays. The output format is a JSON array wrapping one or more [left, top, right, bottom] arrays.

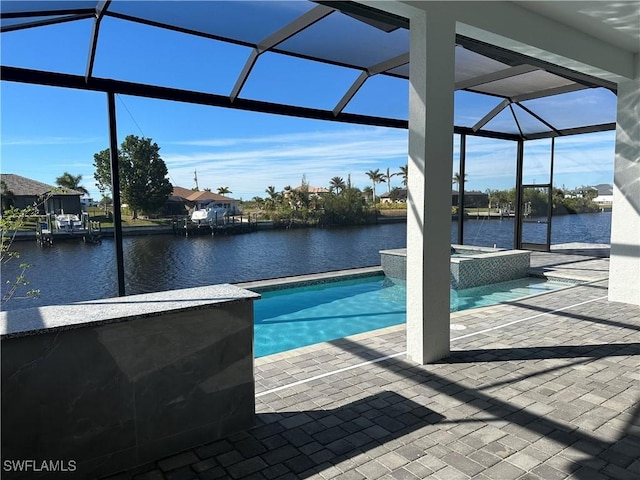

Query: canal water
[[2, 212, 611, 311]]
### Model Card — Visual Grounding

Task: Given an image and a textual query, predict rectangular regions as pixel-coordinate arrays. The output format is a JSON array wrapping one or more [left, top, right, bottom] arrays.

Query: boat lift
[[35, 212, 102, 247]]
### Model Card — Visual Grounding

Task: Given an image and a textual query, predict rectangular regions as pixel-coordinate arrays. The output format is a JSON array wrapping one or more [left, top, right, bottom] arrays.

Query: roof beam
[[509, 104, 524, 138], [257, 4, 334, 53], [2, 65, 407, 130], [85, 0, 111, 83], [0, 13, 93, 33], [229, 49, 259, 102], [6, 67, 609, 141], [472, 98, 510, 132], [515, 102, 562, 137], [103, 10, 407, 81], [315, 1, 409, 30], [454, 126, 520, 142], [455, 64, 538, 90], [230, 4, 334, 102], [333, 53, 409, 116], [367, 52, 409, 76], [525, 123, 616, 140], [511, 83, 588, 102], [333, 71, 368, 116], [0, 8, 95, 19], [456, 34, 617, 93]]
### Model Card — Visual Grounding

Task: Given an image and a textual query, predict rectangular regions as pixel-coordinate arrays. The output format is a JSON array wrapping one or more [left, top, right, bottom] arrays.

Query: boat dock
[[173, 214, 258, 237], [35, 213, 102, 247]]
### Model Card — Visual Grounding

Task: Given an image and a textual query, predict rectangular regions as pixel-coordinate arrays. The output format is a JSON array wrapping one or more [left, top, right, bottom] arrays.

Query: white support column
[[406, 8, 456, 364], [609, 74, 640, 306]]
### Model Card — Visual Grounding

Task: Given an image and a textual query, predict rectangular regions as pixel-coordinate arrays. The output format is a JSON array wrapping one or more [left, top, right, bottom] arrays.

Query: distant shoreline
[[10, 209, 613, 242], [10, 213, 410, 241]]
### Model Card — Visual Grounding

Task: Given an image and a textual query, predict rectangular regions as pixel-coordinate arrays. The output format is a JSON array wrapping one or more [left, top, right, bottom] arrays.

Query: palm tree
[[265, 186, 281, 209], [452, 171, 467, 190], [453, 172, 468, 213], [329, 176, 346, 194], [365, 169, 385, 204], [55, 172, 88, 195], [398, 164, 408, 187], [485, 188, 499, 210], [265, 185, 278, 200], [382, 168, 397, 193], [217, 186, 232, 195]]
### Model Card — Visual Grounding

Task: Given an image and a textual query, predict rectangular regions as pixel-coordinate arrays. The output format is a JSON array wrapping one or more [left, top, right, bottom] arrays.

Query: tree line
[[52, 132, 600, 222], [247, 166, 408, 227], [482, 187, 600, 216], [52, 134, 409, 223]]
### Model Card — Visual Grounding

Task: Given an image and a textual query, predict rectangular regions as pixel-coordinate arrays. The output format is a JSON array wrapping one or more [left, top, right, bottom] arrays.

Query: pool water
[[253, 275, 569, 357]]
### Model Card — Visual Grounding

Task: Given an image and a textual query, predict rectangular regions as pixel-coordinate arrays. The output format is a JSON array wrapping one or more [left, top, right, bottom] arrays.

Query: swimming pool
[[252, 275, 571, 357]]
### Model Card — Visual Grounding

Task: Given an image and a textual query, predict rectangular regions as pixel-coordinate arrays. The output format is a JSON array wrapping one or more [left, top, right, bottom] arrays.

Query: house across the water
[[293, 185, 329, 197], [0, 173, 83, 214], [593, 183, 614, 205], [451, 190, 489, 208], [380, 188, 407, 203], [170, 186, 241, 215]]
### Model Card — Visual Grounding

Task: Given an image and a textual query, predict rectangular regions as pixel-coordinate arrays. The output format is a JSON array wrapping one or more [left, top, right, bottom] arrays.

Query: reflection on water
[[2, 224, 408, 311], [452, 211, 611, 248], [2, 212, 610, 311]]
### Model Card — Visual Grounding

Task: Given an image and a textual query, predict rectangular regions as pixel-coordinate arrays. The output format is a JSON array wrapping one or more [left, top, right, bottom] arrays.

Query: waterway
[[1, 212, 611, 311]]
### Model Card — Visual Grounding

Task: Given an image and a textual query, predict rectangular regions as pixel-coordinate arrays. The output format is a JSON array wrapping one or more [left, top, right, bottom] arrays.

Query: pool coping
[[234, 266, 384, 292]]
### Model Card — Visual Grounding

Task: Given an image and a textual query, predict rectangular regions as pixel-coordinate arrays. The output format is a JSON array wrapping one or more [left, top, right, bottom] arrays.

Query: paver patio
[[106, 251, 639, 480]]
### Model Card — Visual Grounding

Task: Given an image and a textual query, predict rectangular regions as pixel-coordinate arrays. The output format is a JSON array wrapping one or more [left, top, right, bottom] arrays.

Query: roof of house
[[171, 186, 196, 199], [171, 187, 237, 203], [0, 173, 83, 196], [594, 184, 613, 195], [380, 188, 407, 198]]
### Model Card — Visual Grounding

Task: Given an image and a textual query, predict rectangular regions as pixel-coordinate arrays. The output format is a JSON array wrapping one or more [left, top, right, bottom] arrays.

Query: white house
[[593, 184, 614, 205]]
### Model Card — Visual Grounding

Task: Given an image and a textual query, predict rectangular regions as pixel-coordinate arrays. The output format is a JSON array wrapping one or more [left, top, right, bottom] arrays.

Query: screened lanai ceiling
[[0, 0, 618, 140]]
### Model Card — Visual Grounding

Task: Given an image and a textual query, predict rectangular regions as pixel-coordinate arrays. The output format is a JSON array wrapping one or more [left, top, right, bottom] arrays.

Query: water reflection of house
[[0, 173, 82, 214], [169, 186, 240, 215]]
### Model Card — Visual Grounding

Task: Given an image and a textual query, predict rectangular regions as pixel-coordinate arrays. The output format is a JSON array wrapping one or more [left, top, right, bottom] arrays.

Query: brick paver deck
[[107, 252, 639, 480]]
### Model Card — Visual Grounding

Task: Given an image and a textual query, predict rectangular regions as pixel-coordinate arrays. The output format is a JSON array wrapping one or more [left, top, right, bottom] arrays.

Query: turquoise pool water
[[253, 275, 570, 357]]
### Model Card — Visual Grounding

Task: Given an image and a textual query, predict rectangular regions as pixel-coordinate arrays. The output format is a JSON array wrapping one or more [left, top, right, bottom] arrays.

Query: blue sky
[[1, 7, 617, 201]]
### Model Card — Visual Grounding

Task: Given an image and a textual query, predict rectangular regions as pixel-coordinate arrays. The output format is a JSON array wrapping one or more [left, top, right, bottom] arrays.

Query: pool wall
[[381, 246, 531, 289]]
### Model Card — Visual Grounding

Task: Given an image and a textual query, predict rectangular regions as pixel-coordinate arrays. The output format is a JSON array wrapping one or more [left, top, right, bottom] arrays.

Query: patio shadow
[[165, 391, 444, 479]]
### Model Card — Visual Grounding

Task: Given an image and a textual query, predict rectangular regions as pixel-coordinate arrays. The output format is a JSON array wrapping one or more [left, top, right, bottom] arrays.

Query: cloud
[[166, 128, 406, 149], [455, 131, 615, 190], [5, 126, 613, 200], [163, 127, 615, 197], [162, 127, 409, 197]]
